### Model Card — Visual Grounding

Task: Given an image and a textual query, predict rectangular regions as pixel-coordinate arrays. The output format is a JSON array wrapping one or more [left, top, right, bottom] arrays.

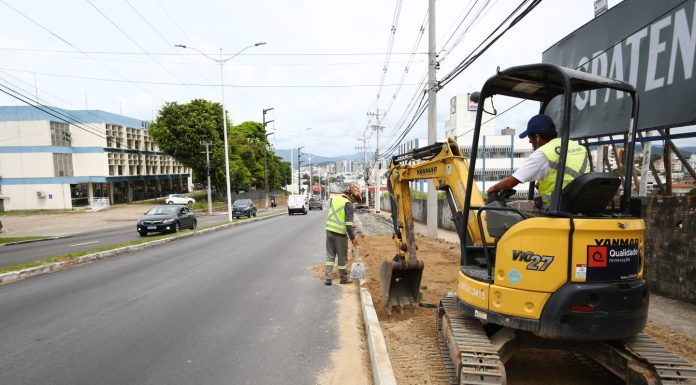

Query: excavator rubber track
[[621, 333, 696, 384], [438, 291, 696, 385], [437, 294, 505, 385]]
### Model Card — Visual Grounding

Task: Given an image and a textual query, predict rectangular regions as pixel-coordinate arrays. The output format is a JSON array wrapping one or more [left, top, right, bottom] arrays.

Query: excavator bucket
[[379, 257, 424, 315]]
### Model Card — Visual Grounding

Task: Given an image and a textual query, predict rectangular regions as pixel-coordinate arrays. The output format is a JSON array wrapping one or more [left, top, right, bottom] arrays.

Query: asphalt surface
[[0, 212, 236, 268], [0, 209, 339, 385]]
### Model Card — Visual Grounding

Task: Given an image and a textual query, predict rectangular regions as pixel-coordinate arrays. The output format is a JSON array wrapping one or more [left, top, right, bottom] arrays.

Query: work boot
[[339, 277, 354, 284], [324, 279, 332, 286]]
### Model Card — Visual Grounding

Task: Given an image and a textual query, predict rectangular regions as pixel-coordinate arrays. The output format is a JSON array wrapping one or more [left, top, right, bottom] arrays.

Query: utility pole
[[370, 123, 384, 212], [426, 0, 438, 237], [297, 146, 304, 194], [262, 108, 274, 207], [200, 140, 213, 215], [356, 133, 370, 208], [367, 109, 384, 211], [307, 153, 313, 198]]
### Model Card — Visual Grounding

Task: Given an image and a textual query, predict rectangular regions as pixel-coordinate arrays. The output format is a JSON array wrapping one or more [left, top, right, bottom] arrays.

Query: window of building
[[50, 121, 72, 147], [70, 183, 89, 207], [53, 153, 74, 176]]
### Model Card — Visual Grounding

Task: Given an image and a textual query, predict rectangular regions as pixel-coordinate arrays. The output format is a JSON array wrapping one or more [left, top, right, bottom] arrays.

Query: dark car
[[137, 205, 197, 236], [232, 199, 257, 219], [308, 197, 323, 210]]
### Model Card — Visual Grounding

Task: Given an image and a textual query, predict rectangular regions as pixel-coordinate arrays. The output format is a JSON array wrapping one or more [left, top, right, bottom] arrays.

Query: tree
[[149, 99, 227, 192], [149, 99, 287, 195]]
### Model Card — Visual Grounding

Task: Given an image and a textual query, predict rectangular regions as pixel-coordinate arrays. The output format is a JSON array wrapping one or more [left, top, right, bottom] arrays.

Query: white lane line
[[70, 241, 100, 247]]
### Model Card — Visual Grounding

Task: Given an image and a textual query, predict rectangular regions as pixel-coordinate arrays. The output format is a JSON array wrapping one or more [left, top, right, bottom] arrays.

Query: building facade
[[0, 106, 191, 211]]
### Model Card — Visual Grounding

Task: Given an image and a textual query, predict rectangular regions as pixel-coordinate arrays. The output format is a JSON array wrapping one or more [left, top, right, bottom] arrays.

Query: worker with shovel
[[324, 184, 362, 286]]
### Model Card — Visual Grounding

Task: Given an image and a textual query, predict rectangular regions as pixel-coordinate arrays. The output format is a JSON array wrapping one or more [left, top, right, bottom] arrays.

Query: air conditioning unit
[[37, 191, 47, 198]]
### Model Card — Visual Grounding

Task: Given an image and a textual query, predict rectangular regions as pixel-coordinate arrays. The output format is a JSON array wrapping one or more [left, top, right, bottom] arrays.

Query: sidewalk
[[0, 204, 153, 237]]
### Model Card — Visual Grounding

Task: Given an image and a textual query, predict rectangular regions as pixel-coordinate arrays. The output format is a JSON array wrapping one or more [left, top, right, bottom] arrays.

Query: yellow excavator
[[380, 63, 696, 385]]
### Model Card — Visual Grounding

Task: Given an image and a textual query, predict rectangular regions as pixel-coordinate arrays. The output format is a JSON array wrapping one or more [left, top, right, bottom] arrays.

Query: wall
[[382, 195, 696, 304], [641, 196, 696, 304]]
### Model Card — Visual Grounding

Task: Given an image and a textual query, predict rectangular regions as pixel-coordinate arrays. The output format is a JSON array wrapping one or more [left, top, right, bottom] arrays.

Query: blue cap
[[519, 114, 556, 138]]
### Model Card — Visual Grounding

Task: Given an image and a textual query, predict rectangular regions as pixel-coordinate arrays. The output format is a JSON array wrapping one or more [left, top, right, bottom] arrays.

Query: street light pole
[[175, 42, 267, 222]]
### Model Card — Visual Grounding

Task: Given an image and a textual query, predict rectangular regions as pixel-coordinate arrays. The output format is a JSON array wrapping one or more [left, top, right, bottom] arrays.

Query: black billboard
[[542, 0, 696, 134]]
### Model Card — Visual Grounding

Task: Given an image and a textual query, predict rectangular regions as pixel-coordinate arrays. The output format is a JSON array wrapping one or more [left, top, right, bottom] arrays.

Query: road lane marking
[[70, 241, 100, 247]]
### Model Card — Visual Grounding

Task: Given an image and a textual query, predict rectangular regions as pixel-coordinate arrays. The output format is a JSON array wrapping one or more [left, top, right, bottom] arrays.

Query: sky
[[0, 0, 626, 157]]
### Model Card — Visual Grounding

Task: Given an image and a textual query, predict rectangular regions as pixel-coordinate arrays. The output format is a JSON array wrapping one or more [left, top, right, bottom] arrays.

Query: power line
[[0, 47, 428, 57], [0, 66, 421, 88], [439, 0, 542, 88], [124, 0, 212, 85], [85, 0, 199, 98], [0, 49, 425, 67], [0, 80, 126, 145], [0, 0, 161, 100], [0, 69, 141, 145]]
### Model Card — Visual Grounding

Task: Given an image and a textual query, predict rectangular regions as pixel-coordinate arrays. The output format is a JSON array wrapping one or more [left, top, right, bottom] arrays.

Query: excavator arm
[[387, 137, 488, 258], [380, 137, 490, 314]]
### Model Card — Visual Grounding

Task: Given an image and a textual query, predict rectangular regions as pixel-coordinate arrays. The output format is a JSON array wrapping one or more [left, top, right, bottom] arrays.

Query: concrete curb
[[358, 281, 397, 385], [0, 211, 286, 285]]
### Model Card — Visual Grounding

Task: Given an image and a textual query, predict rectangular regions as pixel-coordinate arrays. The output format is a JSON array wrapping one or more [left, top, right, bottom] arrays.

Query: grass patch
[[0, 230, 183, 274], [0, 236, 52, 244]]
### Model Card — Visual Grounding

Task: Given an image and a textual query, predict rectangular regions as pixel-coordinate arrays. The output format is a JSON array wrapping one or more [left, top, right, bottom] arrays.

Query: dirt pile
[[352, 211, 696, 385]]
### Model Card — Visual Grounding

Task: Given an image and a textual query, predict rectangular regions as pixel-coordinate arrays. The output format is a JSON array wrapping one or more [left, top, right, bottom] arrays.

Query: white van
[[287, 194, 308, 215]]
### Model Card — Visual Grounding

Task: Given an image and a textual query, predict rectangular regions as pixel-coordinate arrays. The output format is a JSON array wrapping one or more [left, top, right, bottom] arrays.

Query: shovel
[[350, 245, 365, 280]]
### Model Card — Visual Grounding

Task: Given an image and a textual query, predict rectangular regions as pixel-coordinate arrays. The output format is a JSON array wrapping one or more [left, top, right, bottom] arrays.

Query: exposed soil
[[350, 211, 696, 385]]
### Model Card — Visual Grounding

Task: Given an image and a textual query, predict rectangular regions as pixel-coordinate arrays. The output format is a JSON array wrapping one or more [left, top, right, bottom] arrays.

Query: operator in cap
[[486, 114, 589, 209], [324, 184, 362, 285]]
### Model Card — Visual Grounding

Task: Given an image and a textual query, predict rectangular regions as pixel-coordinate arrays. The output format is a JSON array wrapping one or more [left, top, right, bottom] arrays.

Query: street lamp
[[175, 41, 267, 222]]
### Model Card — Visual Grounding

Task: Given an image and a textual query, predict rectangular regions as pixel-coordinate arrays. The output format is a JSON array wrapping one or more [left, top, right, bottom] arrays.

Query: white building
[[0, 106, 192, 212]]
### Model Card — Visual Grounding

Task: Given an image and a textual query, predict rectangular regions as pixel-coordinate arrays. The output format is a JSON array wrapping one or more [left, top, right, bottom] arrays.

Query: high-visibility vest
[[326, 196, 350, 234], [537, 138, 589, 207]]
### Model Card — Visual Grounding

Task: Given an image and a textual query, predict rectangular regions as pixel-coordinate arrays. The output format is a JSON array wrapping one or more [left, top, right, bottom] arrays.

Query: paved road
[[0, 209, 337, 385], [0, 212, 265, 268]]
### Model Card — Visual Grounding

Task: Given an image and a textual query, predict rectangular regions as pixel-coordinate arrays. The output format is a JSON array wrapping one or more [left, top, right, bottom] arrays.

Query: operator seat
[[559, 172, 621, 215]]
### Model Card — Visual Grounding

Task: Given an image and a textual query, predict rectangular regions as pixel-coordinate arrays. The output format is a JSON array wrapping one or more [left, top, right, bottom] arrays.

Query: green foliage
[[410, 190, 447, 200], [688, 188, 696, 196], [149, 99, 290, 194], [0, 236, 51, 244]]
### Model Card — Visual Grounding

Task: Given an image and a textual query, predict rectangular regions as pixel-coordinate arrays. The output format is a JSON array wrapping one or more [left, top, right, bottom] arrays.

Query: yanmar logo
[[416, 166, 437, 176], [594, 238, 640, 246]]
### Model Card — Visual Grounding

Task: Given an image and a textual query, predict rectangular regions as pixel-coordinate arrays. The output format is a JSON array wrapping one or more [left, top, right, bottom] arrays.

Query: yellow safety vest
[[325, 196, 350, 234], [538, 138, 589, 207]]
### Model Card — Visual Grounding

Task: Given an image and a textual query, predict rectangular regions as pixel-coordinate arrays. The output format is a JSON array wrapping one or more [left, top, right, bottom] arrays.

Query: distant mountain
[[637, 144, 696, 156], [272, 148, 368, 164]]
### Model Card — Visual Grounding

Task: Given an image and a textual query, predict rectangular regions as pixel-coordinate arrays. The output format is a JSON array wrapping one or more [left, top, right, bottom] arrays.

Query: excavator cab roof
[[469, 63, 640, 213], [478, 63, 639, 140]]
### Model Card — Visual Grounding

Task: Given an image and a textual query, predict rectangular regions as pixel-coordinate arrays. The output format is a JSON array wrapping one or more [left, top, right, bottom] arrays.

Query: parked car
[[165, 194, 195, 205], [137, 205, 197, 236], [308, 197, 323, 210], [232, 199, 257, 218], [288, 194, 307, 215]]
